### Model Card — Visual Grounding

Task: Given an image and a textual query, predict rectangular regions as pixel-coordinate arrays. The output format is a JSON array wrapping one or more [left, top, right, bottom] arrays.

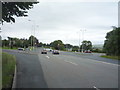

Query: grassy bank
[[101, 55, 120, 60], [2, 47, 17, 50], [2, 52, 16, 88]]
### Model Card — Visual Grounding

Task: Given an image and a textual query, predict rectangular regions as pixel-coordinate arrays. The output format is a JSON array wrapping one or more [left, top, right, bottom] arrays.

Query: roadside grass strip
[[2, 52, 16, 88], [101, 55, 120, 60], [2, 47, 17, 50]]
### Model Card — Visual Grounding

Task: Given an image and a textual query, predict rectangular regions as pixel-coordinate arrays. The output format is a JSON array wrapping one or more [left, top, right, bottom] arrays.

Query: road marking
[[64, 60, 78, 66], [53, 55, 59, 56], [93, 86, 100, 90], [101, 62, 119, 66], [46, 56, 50, 59], [86, 58, 119, 66]]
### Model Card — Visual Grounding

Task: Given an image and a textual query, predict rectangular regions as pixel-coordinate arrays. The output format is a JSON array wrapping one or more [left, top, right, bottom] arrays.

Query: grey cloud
[[2, 2, 118, 45]]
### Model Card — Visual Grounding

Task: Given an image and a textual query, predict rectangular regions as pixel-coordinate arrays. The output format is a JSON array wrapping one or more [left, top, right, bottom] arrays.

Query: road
[[3, 49, 119, 88]]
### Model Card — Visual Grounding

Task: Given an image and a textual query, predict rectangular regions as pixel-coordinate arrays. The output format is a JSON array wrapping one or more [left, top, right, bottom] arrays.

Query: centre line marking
[[87, 58, 119, 66], [64, 60, 78, 66], [101, 62, 119, 66], [46, 56, 50, 59]]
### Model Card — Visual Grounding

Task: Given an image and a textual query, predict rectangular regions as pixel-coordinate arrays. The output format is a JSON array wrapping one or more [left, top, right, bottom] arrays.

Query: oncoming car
[[84, 50, 92, 53], [41, 50, 47, 54], [18, 48, 25, 51], [52, 50, 59, 54]]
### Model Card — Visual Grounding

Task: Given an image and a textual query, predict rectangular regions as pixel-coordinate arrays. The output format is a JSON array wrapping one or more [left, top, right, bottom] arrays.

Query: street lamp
[[80, 29, 86, 53], [28, 20, 39, 50], [76, 31, 80, 52]]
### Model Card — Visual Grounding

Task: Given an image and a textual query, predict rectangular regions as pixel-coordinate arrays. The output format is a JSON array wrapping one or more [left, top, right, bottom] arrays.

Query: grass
[[2, 47, 17, 50], [101, 55, 120, 60], [2, 52, 16, 88]]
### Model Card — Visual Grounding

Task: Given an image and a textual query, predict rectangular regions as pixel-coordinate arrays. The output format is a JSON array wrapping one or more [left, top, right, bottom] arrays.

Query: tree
[[38, 42, 43, 47], [80, 40, 92, 52], [2, 39, 9, 47], [50, 40, 65, 50], [28, 35, 39, 47], [20, 38, 29, 48], [64, 44, 73, 49], [103, 27, 120, 56], [7, 37, 14, 49], [2, 2, 38, 23], [12, 38, 21, 47], [72, 46, 79, 52]]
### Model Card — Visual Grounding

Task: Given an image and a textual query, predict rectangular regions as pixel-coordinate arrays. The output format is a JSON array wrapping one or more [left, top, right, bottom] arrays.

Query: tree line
[[2, 27, 119, 55], [2, 35, 38, 49], [2, 35, 93, 52]]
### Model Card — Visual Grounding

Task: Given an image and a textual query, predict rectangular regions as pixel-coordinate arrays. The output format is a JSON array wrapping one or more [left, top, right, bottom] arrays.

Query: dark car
[[41, 50, 47, 54], [52, 50, 59, 54]]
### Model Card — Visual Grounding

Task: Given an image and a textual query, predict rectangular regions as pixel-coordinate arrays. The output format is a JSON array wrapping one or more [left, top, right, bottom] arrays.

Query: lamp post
[[28, 20, 38, 50], [28, 20, 33, 50], [80, 29, 86, 53]]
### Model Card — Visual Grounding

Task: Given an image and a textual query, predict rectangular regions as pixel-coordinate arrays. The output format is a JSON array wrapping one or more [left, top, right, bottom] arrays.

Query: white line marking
[[87, 58, 119, 66], [69, 62, 78, 65], [101, 62, 119, 66], [64, 60, 78, 65], [53, 55, 59, 56], [46, 56, 50, 59], [93, 86, 100, 90]]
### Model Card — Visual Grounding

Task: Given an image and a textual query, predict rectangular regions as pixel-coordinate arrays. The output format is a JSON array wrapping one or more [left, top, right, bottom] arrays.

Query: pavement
[[3, 49, 48, 88], [2, 48, 119, 88]]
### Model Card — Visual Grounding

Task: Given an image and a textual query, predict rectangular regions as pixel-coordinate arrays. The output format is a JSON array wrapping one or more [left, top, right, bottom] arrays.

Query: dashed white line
[[64, 60, 78, 66], [87, 58, 119, 66], [46, 56, 50, 59], [53, 55, 59, 56], [101, 62, 119, 66]]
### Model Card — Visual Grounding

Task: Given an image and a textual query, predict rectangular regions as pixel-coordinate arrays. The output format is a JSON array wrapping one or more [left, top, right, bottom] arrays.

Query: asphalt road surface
[[3, 49, 119, 89]]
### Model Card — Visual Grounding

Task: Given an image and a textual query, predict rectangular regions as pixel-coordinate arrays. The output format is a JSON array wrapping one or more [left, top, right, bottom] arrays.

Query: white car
[[18, 48, 25, 51], [46, 48, 53, 52]]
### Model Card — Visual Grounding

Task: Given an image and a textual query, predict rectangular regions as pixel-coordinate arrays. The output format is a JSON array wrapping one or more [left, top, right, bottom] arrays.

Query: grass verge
[[101, 55, 120, 60], [2, 52, 16, 88], [2, 47, 17, 50]]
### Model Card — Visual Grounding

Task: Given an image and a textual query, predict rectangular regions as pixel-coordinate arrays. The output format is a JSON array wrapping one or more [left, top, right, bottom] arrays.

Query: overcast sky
[[2, 0, 118, 46]]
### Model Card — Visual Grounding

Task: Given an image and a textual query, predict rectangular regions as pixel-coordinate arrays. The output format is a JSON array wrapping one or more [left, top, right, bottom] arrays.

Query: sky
[[1, 0, 118, 46]]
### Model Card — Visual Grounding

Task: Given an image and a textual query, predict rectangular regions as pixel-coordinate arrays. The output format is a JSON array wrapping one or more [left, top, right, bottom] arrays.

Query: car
[[84, 50, 92, 53], [52, 50, 59, 54], [41, 50, 47, 54], [18, 48, 25, 51], [45, 48, 53, 52]]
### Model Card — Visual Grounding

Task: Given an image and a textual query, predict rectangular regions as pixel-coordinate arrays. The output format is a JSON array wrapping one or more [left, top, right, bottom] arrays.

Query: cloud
[[2, 1, 118, 45]]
